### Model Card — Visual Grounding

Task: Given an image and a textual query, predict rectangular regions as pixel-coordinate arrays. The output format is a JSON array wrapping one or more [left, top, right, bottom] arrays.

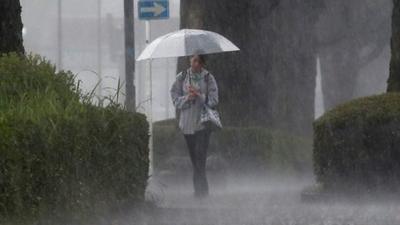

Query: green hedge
[[314, 93, 400, 193], [153, 119, 312, 176], [0, 54, 149, 224]]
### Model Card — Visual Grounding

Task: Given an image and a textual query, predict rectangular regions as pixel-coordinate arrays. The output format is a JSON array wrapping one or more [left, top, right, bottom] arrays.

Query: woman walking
[[170, 54, 219, 198]]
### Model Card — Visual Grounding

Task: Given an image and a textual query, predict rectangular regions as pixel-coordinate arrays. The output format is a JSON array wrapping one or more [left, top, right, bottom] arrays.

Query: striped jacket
[[170, 68, 219, 135]]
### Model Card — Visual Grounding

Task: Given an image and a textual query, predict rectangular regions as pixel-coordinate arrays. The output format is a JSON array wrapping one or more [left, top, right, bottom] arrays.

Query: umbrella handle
[[188, 69, 192, 85]]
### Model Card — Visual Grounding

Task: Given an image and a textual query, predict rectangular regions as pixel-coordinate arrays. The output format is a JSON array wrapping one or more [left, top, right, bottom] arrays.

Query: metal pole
[[165, 58, 170, 118], [97, 0, 103, 98], [145, 20, 154, 175], [124, 0, 136, 111], [57, 0, 63, 70]]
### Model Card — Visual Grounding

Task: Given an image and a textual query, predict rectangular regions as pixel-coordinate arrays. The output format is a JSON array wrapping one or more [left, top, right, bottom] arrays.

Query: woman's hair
[[194, 54, 206, 66], [198, 54, 206, 65]]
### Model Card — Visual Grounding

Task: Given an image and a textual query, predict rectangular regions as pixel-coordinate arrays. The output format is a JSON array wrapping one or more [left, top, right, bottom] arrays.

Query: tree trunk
[[179, 0, 322, 136], [317, 0, 391, 108], [388, 0, 400, 92], [0, 0, 24, 54], [319, 41, 360, 111]]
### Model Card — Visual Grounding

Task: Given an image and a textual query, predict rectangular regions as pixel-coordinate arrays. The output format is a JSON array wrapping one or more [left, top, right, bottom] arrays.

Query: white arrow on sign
[[140, 2, 166, 17]]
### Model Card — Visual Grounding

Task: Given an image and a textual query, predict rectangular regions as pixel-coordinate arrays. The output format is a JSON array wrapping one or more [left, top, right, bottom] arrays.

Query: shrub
[[0, 54, 149, 225], [153, 119, 312, 176], [314, 93, 400, 193]]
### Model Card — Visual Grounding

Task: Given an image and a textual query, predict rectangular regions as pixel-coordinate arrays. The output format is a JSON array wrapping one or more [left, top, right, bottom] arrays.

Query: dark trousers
[[184, 129, 211, 197]]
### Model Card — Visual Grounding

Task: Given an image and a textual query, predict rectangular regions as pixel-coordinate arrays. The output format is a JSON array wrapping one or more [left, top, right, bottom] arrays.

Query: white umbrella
[[136, 29, 240, 61]]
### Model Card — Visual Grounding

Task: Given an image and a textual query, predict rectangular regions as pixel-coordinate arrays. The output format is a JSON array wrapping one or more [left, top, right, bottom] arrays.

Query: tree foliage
[[314, 93, 400, 193]]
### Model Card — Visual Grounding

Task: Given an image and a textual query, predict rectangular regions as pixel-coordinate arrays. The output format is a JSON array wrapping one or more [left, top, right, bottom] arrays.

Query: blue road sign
[[138, 0, 169, 20]]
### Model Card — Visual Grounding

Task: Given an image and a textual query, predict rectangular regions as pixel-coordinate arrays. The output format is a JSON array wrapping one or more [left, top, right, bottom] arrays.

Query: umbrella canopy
[[136, 29, 240, 61]]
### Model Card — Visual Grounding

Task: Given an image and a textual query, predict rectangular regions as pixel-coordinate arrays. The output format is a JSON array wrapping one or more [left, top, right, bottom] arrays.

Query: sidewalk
[[141, 176, 400, 225]]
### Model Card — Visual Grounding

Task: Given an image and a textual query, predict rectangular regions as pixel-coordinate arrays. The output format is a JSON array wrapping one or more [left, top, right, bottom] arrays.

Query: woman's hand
[[188, 86, 200, 100]]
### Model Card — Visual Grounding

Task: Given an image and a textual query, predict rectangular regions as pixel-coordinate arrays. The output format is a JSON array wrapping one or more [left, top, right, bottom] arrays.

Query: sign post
[[138, 0, 169, 175], [124, 0, 136, 112]]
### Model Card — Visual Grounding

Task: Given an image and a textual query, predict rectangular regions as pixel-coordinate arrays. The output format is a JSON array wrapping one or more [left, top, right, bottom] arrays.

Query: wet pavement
[[140, 176, 400, 225]]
